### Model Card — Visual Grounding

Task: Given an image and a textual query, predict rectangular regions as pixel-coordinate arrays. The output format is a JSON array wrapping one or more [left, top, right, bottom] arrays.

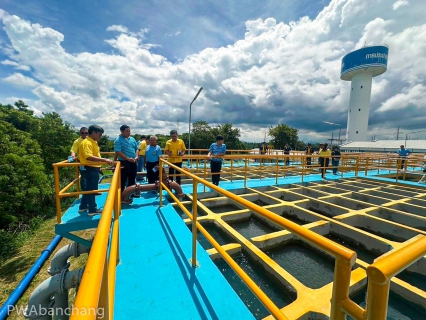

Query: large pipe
[[48, 242, 90, 276], [24, 268, 84, 320], [0, 235, 62, 320], [121, 168, 184, 203]]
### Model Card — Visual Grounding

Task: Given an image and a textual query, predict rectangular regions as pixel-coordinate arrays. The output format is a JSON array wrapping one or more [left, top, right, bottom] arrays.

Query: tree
[[32, 112, 77, 170], [216, 123, 243, 150], [268, 124, 299, 150], [0, 121, 51, 229], [190, 121, 215, 149]]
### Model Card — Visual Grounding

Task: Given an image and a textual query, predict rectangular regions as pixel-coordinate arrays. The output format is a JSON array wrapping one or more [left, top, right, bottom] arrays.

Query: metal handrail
[[160, 158, 357, 320], [70, 162, 121, 320]]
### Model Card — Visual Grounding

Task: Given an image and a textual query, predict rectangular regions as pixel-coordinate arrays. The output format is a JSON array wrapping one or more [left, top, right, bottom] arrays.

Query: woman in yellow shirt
[[319, 143, 331, 179]]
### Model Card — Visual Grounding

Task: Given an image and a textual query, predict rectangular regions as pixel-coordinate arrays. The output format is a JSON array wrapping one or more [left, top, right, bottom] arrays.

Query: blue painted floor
[[113, 192, 255, 320]]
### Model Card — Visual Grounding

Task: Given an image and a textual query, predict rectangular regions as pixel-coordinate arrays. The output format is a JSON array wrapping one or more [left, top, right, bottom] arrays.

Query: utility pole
[[396, 125, 400, 140], [327, 132, 336, 146]]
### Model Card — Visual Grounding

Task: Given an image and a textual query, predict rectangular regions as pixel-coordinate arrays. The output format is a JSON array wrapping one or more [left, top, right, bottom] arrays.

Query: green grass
[[0, 212, 95, 319]]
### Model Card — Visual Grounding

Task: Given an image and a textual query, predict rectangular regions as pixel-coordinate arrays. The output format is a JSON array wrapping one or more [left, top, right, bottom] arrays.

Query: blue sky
[[1, 0, 426, 142]]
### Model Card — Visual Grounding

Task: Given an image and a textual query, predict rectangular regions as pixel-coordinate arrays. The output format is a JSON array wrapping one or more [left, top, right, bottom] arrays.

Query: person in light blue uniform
[[145, 135, 163, 183], [397, 145, 411, 170], [114, 125, 139, 192], [207, 135, 226, 186]]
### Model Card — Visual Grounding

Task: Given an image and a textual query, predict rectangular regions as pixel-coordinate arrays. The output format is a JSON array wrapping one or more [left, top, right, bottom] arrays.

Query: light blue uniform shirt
[[145, 145, 162, 162], [397, 149, 410, 157], [114, 135, 138, 160], [209, 143, 226, 162]]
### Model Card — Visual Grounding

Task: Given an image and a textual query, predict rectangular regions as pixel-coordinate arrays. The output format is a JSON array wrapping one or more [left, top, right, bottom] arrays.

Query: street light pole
[[324, 121, 342, 145], [404, 130, 426, 147], [188, 87, 203, 166]]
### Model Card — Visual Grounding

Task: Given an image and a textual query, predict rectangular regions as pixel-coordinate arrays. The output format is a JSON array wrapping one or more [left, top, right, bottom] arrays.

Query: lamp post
[[188, 87, 203, 166], [404, 130, 426, 147], [323, 121, 342, 145]]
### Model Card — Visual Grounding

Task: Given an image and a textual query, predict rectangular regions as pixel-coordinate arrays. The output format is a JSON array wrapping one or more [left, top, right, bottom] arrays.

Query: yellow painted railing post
[[53, 165, 62, 223], [365, 279, 390, 320], [259, 156, 263, 180], [159, 159, 163, 207], [365, 157, 369, 176], [203, 160, 207, 193], [230, 157, 233, 182], [301, 155, 305, 183], [191, 180, 198, 267], [330, 255, 355, 320], [76, 165, 80, 196], [275, 155, 278, 185], [244, 157, 247, 189], [98, 255, 110, 320], [355, 156, 359, 177]]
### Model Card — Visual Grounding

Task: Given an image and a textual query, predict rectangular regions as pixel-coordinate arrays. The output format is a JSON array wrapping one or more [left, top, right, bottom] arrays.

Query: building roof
[[341, 140, 426, 152]]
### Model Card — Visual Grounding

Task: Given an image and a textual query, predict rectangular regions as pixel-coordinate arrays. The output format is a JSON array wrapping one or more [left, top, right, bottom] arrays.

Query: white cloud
[[393, 0, 409, 10], [3, 73, 39, 87], [1, 0, 425, 142], [106, 25, 129, 33], [1, 59, 31, 71]]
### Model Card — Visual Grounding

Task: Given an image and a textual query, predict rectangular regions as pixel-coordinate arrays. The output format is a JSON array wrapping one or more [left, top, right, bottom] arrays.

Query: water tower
[[341, 45, 389, 142]]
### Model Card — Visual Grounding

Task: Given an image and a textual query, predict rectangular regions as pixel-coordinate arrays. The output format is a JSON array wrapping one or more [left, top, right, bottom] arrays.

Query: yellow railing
[[53, 160, 122, 319], [51, 151, 426, 319], [159, 158, 357, 320]]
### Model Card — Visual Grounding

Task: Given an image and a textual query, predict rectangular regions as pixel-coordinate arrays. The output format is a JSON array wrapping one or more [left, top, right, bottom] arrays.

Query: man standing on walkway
[[114, 125, 139, 192], [331, 146, 341, 175], [305, 143, 313, 166], [283, 143, 292, 166], [165, 130, 186, 185], [207, 135, 226, 186], [145, 136, 162, 184], [70, 127, 89, 190], [137, 135, 147, 181], [78, 125, 115, 215], [397, 145, 411, 170]]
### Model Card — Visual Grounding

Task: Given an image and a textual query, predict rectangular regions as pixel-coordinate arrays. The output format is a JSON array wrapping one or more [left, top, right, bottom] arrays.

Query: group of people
[[70, 125, 228, 214]]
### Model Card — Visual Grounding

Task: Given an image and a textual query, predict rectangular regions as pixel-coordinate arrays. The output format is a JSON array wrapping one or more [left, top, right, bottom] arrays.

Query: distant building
[[341, 140, 426, 153]]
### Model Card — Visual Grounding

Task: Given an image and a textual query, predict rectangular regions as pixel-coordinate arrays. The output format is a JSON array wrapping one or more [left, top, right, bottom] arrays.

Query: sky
[[0, 0, 425, 143]]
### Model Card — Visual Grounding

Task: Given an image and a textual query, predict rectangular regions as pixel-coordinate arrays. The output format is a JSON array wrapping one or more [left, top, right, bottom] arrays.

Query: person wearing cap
[[165, 129, 186, 185], [305, 143, 313, 166], [397, 145, 411, 170], [331, 146, 341, 175], [207, 135, 226, 186]]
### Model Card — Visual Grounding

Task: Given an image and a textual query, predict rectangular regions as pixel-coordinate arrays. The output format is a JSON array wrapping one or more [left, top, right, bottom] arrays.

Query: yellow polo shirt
[[79, 137, 101, 167], [319, 149, 331, 157], [165, 139, 186, 163], [138, 140, 147, 156], [70, 137, 84, 154]]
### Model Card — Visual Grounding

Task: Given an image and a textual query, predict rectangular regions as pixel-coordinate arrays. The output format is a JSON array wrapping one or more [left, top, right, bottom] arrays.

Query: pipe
[[121, 168, 184, 203], [24, 268, 84, 320], [0, 235, 62, 320], [48, 242, 90, 276]]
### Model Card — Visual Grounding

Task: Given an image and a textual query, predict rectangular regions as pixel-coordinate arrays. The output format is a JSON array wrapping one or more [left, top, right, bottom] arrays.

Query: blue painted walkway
[[113, 192, 254, 320]]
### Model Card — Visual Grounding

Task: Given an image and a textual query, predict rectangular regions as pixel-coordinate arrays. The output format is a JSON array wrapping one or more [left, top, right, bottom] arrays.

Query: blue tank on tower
[[341, 45, 389, 142]]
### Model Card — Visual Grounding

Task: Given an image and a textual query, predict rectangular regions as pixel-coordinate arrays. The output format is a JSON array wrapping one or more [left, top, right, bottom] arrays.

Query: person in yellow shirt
[[70, 127, 88, 190], [70, 127, 88, 160], [165, 129, 186, 185], [78, 125, 115, 215], [137, 135, 147, 181], [318, 143, 331, 179]]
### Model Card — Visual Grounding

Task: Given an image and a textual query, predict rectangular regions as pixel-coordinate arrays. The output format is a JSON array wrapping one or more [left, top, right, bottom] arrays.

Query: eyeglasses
[[81, 132, 89, 135]]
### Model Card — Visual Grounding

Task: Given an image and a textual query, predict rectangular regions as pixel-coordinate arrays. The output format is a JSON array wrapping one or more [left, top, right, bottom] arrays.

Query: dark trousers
[[137, 156, 145, 180], [79, 167, 99, 212], [399, 158, 406, 170], [319, 158, 329, 178], [121, 161, 137, 191], [210, 161, 222, 186], [332, 160, 340, 174], [306, 157, 312, 166], [169, 162, 183, 185], [284, 154, 290, 165], [146, 161, 159, 184]]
